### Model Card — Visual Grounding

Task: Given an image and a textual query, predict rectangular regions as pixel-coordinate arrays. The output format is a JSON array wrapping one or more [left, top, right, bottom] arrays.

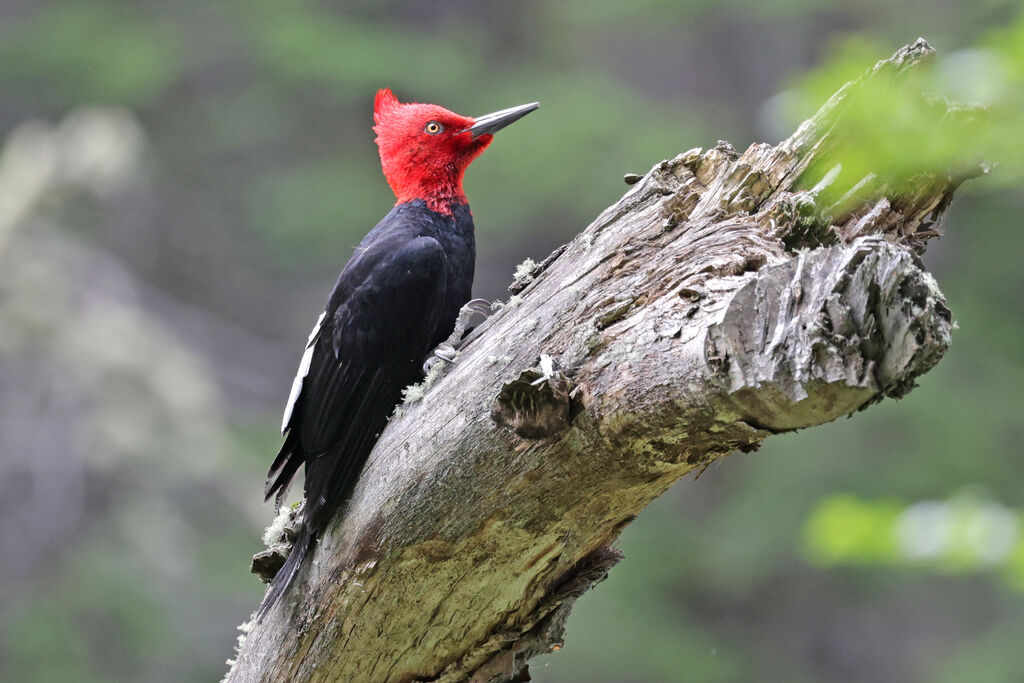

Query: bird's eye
[[424, 121, 444, 135]]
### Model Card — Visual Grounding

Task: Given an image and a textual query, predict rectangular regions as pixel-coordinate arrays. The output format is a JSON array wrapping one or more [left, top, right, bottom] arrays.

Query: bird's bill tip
[[467, 102, 539, 139]]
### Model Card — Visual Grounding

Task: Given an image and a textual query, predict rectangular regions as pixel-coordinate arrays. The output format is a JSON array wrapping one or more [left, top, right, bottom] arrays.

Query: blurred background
[[1, 1, 1022, 681]]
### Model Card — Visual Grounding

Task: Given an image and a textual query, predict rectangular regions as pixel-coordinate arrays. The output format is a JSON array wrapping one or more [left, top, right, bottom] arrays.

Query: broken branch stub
[[229, 39, 977, 683], [707, 237, 952, 432]]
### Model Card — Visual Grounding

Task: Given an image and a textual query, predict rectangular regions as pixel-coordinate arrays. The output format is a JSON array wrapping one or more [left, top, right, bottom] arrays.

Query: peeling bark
[[227, 40, 978, 682]]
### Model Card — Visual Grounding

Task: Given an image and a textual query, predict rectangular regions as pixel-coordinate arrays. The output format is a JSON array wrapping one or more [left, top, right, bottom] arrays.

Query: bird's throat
[[391, 171, 468, 216]]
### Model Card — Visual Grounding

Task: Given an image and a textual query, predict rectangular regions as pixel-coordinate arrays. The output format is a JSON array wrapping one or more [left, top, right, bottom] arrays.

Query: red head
[[373, 89, 538, 214]]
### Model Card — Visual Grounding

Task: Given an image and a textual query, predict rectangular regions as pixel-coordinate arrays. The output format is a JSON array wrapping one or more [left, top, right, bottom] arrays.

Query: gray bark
[[227, 39, 976, 682]]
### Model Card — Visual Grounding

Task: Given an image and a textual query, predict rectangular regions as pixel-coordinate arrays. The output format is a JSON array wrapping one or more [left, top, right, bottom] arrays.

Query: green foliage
[[803, 494, 904, 566], [0, 2, 180, 107], [803, 491, 1024, 582], [783, 21, 1024, 206]]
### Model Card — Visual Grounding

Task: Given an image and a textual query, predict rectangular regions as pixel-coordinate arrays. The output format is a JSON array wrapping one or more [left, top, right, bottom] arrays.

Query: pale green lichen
[[514, 258, 537, 283], [506, 295, 523, 308], [262, 505, 293, 548], [486, 354, 512, 366], [402, 356, 453, 404], [222, 614, 256, 680], [401, 383, 426, 404]]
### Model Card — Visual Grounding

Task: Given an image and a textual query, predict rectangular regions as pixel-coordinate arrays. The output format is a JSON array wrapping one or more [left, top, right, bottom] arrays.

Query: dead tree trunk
[[227, 39, 979, 682]]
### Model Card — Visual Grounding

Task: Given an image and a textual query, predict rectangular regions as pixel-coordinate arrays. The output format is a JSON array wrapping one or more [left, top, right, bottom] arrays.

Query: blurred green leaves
[[0, 2, 181, 107], [804, 491, 1024, 590], [804, 495, 904, 566], [782, 18, 1024, 206]]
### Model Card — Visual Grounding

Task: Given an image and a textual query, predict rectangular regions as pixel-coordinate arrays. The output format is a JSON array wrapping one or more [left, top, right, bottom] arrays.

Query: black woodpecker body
[[258, 90, 538, 616]]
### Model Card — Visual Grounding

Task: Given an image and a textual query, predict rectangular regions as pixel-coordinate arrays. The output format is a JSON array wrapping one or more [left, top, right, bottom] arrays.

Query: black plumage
[[259, 200, 475, 616]]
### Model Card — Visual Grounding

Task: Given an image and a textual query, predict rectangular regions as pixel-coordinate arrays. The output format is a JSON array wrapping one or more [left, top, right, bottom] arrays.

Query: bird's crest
[[373, 88, 402, 128]]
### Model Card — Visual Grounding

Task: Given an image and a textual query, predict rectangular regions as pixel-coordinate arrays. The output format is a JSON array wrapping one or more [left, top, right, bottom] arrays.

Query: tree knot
[[491, 354, 580, 439]]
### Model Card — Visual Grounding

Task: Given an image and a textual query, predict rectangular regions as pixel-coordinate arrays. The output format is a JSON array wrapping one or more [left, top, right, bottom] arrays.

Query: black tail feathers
[[265, 430, 304, 509], [256, 524, 315, 621]]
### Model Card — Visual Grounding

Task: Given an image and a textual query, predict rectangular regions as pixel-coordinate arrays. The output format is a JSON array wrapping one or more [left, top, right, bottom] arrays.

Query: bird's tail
[[265, 429, 304, 509], [256, 523, 315, 621]]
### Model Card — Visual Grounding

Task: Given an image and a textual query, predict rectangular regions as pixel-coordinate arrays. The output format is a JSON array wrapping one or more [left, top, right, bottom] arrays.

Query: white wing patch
[[281, 311, 326, 434]]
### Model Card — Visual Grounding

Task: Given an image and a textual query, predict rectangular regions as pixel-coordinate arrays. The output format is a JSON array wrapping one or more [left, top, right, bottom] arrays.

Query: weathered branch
[[228, 39, 976, 682]]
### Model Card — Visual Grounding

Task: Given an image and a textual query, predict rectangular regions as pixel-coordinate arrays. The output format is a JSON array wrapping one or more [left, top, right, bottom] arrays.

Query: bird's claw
[[446, 299, 494, 349], [423, 345, 456, 374], [421, 299, 495, 374], [433, 343, 459, 363], [461, 298, 494, 323]]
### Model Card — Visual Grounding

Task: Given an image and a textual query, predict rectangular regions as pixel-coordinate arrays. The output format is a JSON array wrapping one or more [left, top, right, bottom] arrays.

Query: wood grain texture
[[227, 39, 975, 682]]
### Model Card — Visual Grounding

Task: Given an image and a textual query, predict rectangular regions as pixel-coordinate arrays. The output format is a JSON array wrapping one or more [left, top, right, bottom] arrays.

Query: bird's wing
[[281, 311, 326, 435], [263, 311, 325, 505], [267, 235, 450, 533]]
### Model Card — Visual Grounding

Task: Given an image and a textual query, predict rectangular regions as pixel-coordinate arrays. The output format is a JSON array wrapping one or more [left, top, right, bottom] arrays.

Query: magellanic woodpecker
[[258, 89, 539, 618]]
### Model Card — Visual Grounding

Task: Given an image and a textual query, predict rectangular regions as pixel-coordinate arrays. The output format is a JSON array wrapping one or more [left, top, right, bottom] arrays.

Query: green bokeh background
[[0, 1, 1022, 681]]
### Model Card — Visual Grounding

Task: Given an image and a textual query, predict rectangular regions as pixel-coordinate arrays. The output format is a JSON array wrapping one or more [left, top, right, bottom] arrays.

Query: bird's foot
[[451, 298, 493, 341], [422, 299, 494, 373], [423, 352, 447, 376], [431, 343, 459, 364]]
